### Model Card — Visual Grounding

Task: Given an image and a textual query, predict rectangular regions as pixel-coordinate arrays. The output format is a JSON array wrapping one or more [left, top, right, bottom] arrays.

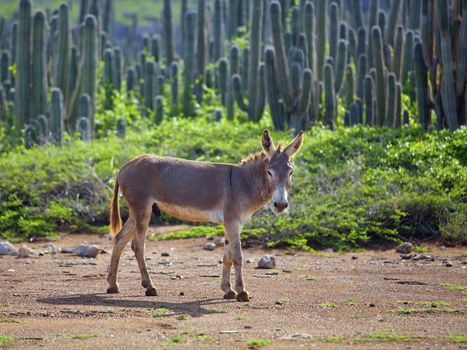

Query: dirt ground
[[0, 226, 466, 350]]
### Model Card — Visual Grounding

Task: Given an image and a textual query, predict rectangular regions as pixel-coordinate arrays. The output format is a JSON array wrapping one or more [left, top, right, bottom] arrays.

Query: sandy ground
[[0, 226, 466, 350]]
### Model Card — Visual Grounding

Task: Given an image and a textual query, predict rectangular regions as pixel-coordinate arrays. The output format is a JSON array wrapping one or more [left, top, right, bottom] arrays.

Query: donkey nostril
[[274, 202, 278, 208], [284, 203, 288, 208]]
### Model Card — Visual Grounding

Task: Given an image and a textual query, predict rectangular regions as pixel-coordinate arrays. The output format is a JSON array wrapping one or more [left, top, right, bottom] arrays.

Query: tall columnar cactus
[[15, 0, 32, 130], [102, 0, 114, 38], [103, 48, 115, 109], [116, 117, 126, 138], [69, 46, 79, 102], [196, 0, 208, 102], [455, 0, 467, 102], [351, 0, 364, 30], [151, 34, 161, 62], [50, 88, 64, 145], [154, 95, 164, 125], [334, 39, 348, 95], [126, 67, 137, 95], [315, 0, 327, 80], [324, 63, 336, 129], [56, 3, 71, 109], [368, 0, 378, 34], [408, 0, 421, 30], [71, 15, 98, 131], [11, 21, 17, 67], [329, 2, 339, 61], [264, 47, 285, 130], [144, 60, 157, 114], [232, 0, 264, 122], [364, 75, 375, 126], [393, 25, 405, 82], [385, 72, 397, 128], [386, 0, 402, 46], [303, 1, 315, 78], [356, 54, 367, 99], [170, 62, 178, 106], [401, 29, 414, 87], [0, 50, 10, 84], [0, 86, 6, 123], [31, 10, 48, 122], [218, 58, 229, 106], [343, 64, 355, 108], [163, 0, 175, 66], [183, 11, 196, 116], [413, 41, 431, 130], [372, 26, 386, 126], [356, 26, 366, 60], [395, 83, 402, 128], [420, 1, 434, 68], [213, 0, 225, 61], [436, 0, 459, 131]]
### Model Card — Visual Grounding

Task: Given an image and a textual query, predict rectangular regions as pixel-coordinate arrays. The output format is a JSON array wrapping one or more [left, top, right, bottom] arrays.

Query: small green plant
[[0, 336, 14, 345], [355, 330, 418, 342], [319, 302, 337, 308], [149, 225, 223, 241], [442, 284, 467, 292], [0, 303, 9, 307], [346, 298, 358, 305], [175, 314, 187, 321], [236, 316, 246, 321], [57, 332, 102, 340], [318, 336, 343, 343], [446, 335, 467, 343], [246, 339, 271, 347], [393, 307, 456, 314], [0, 318, 21, 323], [152, 307, 174, 318], [197, 334, 214, 342]]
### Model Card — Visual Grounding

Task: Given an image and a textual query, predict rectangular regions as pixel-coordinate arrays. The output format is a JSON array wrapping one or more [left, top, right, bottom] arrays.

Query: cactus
[[324, 63, 336, 129], [386, 72, 397, 128], [408, 0, 421, 30], [213, 109, 222, 121], [329, 3, 339, 61], [126, 67, 137, 95], [183, 11, 196, 116], [218, 58, 229, 106], [154, 95, 164, 125], [79, 0, 89, 24], [334, 39, 348, 95], [144, 60, 157, 114], [351, 0, 364, 30], [386, 0, 402, 46], [372, 26, 386, 126], [32, 11, 48, 119], [15, 0, 32, 130], [71, 15, 98, 132], [0, 86, 6, 123], [401, 29, 414, 86], [151, 34, 161, 63], [35, 114, 48, 143], [213, 0, 225, 61], [116, 117, 126, 138], [11, 21, 17, 67], [356, 27, 366, 61], [50, 88, 64, 145], [436, 0, 459, 131], [170, 62, 178, 106], [368, 0, 379, 33], [102, 0, 114, 38], [264, 47, 285, 130], [315, 0, 327, 80], [0, 50, 10, 84], [392, 26, 405, 82], [195, 0, 207, 102], [303, 1, 315, 77], [356, 54, 367, 99], [163, 0, 175, 66], [76, 117, 91, 142], [349, 101, 359, 126], [378, 11, 386, 36], [103, 48, 114, 109], [413, 41, 431, 130], [68, 46, 79, 102], [395, 83, 402, 128], [364, 75, 375, 126], [233, 0, 264, 122], [403, 109, 409, 126], [56, 3, 71, 109], [343, 64, 355, 108]]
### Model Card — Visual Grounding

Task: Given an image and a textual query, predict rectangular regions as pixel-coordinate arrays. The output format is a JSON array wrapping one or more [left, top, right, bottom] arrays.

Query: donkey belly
[[156, 201, 224, 224]]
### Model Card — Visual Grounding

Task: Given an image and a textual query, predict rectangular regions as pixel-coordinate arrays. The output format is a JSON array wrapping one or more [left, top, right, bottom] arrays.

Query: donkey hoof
[[145, 287, 158, 296], [236, 291, 250, 302], [107, 286, 119, 294], [223, 291, 237, 300]]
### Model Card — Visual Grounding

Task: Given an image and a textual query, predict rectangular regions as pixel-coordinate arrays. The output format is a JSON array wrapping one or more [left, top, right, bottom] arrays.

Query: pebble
[[43, 243, 61, 254], [351, 256, 358, 260], [179, 292, 185, 296], [369, 303, 376, 307], [444, 260, 453, 267], [0, 241, 18, 256], [396, 242, 412, 254], [17, 246, 34, 258], [171, 275, 183, 280], [244, 325, 252, 329], [246, 258, 254, 264], [161, 252, 170, 257], [257, 255, 276, 269], [203, 242, 216, 251], [74, 244, 101, 258], [214, 237, 225, 246]]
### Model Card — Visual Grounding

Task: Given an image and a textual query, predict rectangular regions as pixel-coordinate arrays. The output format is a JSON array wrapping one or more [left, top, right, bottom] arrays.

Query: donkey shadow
[[37, 293, 229, 318]]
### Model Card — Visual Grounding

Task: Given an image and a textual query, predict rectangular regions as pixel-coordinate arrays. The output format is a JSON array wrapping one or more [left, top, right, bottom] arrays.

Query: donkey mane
[[240, 151, 266, 165]]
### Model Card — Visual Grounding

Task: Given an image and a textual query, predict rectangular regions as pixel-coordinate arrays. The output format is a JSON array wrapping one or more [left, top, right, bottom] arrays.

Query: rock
[[396, 242, 412, 254], [369, 303, 376, 307], [444, 260, 453, 267], [244, 325, 252, 329], [203, 242, 216, 251], [351, 256, 358, 260], [43, 243, 61, 254], [74, 244, 100, 258], [179, 291, 185, 296], [17, 246, 33, 258], [0, 241, 18, 256], [246, 258, 254, 264], [400, 254, 414, 260], [324, 248, 334, 253], [257, 255, 276, 269], [214, 237, 225, 246], [161, 252, 170, 257]]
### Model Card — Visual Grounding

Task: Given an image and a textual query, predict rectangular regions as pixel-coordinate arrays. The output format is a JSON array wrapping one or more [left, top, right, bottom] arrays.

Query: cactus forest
[[0, 0, 465, 247]]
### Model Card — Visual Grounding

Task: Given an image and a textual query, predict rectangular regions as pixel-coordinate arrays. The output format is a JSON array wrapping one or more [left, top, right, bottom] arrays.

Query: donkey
[[107, 130, 304, 302]]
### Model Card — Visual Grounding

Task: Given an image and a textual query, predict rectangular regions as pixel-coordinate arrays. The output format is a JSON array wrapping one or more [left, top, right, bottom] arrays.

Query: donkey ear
[[261, 129, 276, 155], [284, 130, 304, 157]]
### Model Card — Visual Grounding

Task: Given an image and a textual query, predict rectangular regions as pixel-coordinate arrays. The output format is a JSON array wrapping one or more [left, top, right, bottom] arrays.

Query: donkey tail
[[110, 180, 122, 236]]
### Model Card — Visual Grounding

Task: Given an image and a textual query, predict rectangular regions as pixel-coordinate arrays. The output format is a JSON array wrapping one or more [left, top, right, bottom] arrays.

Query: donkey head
[[261, 130, 304, 214]]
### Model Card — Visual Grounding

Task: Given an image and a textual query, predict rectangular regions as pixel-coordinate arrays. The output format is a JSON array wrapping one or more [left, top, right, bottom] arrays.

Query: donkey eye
[[267, 170, 273, 177], [289, 170, 294, 177]]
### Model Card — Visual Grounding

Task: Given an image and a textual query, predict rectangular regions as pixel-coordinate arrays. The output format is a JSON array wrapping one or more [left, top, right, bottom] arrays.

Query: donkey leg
[[221, 235, 236, 299], [225, 220, 249, 302], [131, 204, 157, 296], [107, 217, 135, 293]]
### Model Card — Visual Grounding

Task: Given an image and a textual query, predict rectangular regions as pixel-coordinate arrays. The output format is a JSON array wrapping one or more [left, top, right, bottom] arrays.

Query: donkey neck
[[237, 152, 272, 207]]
